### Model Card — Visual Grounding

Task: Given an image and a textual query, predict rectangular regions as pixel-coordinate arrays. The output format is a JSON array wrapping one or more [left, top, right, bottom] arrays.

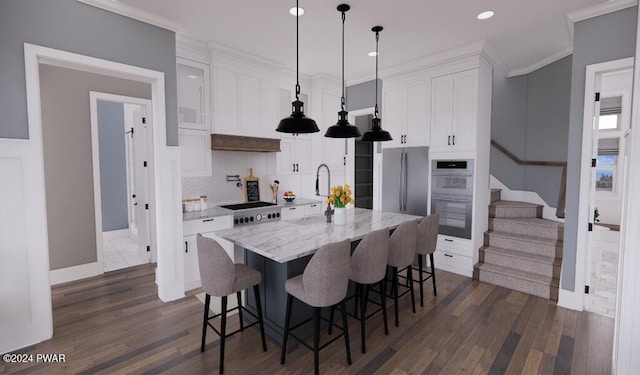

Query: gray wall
[[346, 79, 382, 112], [491, 56, 572, 206], [0, 0, 178, 145], [40, 64, 151, 270], [97, 100, 129, 232], [563, 7, 637, 291]]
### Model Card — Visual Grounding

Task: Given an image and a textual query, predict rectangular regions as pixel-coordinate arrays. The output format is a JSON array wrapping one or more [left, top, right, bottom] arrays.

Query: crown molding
[[566, 0, 638, 40], [208, 41, 285, 72], [176, 34, 209, 63], [76, 0, 180, 32], [507, 46, 573, 77]]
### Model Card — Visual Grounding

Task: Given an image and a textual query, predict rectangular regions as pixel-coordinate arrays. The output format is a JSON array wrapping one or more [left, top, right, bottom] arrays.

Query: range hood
[[211, 133, 281, 152]]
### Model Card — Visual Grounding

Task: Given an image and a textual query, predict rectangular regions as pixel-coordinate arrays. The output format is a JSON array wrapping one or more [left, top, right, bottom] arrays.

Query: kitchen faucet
[[315, 163, 333, 222]]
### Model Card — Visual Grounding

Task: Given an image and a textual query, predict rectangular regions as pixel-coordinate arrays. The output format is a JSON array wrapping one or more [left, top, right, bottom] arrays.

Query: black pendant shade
[[360, 117, 392, 142], [361, 25, 392, 142], [324, 4, 361, 139], [277, 99, 319, 133], [276, 0, 319, 134]]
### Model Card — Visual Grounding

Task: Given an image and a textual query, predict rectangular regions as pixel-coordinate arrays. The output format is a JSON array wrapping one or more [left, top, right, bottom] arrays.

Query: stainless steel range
[[219, 201, 281, 226]]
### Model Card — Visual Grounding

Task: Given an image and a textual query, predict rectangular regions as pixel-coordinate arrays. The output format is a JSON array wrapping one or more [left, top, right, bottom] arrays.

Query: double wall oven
[[430, 160, 474, 239]]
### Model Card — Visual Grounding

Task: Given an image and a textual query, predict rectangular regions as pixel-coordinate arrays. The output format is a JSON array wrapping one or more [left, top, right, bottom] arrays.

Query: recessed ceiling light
[[368, 51, 378, 57], [289, 7, 304, 16], [477, 10, 494, 20], [187, 75, 198, 79]]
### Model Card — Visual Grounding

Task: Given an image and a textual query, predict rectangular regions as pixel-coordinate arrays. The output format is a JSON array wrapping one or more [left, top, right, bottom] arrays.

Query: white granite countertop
[[215, 208, 423, 263], [182, 207, 232, 222]]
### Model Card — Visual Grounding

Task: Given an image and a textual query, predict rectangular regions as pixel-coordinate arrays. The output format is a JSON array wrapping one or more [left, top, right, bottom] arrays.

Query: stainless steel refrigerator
[[381, 147, 429, 216]]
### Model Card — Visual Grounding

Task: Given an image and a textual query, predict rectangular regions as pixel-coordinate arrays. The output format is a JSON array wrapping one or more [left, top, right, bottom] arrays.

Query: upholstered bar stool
[[280, 239, 352, 375], [387, 220, 418, 327], [414, 214, 439, 306], [197, 234, 267, 374], [349, 227, 390, 353]]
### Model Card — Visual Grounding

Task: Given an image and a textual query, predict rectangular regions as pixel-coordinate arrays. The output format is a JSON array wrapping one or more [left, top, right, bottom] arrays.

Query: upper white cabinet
[[277, 86, 313, 175], [179, 128, 211, 177], [381, 77, 430, 148], [177, 58, 210, 131], [211, 52, 280, 138], [176, 49, 212, 177], [430, 69, 478, 153]]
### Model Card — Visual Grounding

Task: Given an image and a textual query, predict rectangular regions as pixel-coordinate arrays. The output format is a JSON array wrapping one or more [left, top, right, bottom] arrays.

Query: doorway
[[90, 92, 153, 272], [347, 108, 376, 209], [580, 59, 634, 317]]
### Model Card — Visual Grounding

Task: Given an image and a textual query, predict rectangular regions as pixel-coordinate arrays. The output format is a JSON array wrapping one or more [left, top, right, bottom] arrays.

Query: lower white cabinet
[[281, 202, 323, 221], [182, 216, 233, 291], [434, 235, 473, 277]]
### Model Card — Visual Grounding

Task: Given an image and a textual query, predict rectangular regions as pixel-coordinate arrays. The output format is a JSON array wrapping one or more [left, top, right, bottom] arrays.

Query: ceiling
[[117, 0, 614, 80]]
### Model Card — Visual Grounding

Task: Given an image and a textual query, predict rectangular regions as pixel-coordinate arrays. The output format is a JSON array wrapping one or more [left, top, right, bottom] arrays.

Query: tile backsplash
[[182, 151, 279, 206]]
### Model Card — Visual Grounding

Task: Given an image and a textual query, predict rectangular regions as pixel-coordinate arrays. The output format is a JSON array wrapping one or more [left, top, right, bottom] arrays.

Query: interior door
[[133, 107, 151, 261]]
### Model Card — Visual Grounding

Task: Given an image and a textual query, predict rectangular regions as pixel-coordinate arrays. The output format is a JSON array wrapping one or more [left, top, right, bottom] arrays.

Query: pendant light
[[276, 0, 319, 134], [324, 4, 361, 138], [361, 26, 393, 142]]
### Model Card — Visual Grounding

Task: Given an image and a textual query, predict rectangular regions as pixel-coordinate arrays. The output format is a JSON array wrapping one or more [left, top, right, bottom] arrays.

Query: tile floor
[[587, 229, 619, 318], [103, 236, 149, 272]]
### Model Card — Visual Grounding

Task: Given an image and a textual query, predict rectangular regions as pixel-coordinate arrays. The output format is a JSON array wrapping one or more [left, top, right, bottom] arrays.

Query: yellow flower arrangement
[[326, 184, 354, 208]]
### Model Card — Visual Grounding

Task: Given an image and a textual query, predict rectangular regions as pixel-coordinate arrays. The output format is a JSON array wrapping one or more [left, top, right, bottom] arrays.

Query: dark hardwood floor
[[1, 264, 614, 374]]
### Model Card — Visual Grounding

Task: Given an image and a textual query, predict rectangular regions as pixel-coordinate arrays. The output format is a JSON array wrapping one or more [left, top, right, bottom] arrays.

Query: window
[[598, 96, 621, 130], [596, 137, 619, 192], [598, 114, 619, 130]]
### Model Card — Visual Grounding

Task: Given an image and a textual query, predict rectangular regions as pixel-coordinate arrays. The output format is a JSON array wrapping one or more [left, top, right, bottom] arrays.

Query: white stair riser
[[489, 219, 563, 241], [487, 234, 559, 258]]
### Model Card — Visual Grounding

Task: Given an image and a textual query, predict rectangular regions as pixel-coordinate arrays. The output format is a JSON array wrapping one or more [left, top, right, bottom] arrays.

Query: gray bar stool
[[197, 234, 267, 374], [414, 214, 439, 306], [387, 220, 418, 327], [280, 239, 352, 375], [349, 227, 390, 353]]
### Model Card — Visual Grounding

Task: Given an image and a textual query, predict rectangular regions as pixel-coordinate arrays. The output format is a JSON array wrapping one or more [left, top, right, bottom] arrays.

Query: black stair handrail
[[491, 139, 566, 219]]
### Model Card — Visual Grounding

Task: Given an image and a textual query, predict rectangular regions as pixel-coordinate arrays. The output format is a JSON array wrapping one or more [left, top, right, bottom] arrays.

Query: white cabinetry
[[430, 69, 478, 153], [177, 56, 212, 177], [433, 235, 473, 277], [281, 202, 323, 221], [277, 86, 313, 175], [211, 52, 280, 138], [177, 58, 210, 131], [381, 77, 430, 148], [182, 215, 234, 291], [179, 128, 211, 177]]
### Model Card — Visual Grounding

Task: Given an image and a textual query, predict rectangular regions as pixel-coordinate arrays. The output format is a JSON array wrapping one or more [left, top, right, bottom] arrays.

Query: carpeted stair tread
[[489, 217, 562, 228], [490, 200, 542, 208], [482, 245, 558, 265], [487, 230, 563, 246], [477, 262, 557, 285]]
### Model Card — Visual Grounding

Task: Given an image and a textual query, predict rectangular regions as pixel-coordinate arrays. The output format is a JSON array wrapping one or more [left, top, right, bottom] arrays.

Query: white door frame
[[89, 92, 153, 273], [560, 57, 634, 311], [8, 42, 184, 353]]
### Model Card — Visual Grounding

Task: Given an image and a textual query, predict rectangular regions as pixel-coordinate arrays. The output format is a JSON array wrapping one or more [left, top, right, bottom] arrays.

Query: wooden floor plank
[[0, 264, 615, 375]]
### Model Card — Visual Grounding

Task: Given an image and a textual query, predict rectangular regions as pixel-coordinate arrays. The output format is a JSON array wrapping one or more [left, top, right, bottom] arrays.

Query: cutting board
[[244, 168, 260, 202]]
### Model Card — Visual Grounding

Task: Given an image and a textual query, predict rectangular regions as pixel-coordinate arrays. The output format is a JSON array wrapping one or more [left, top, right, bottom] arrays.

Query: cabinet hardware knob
[[448, 135, 451, 145], [445, 238, 453, 242], [185, 241, 188, 253], [202, 218, 215, 222], [452, 135, 455, 145], [444, 253, 453, 257]]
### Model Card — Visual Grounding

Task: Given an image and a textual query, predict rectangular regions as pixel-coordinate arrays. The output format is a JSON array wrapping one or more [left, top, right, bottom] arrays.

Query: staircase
[[473, 189, 563, 301]]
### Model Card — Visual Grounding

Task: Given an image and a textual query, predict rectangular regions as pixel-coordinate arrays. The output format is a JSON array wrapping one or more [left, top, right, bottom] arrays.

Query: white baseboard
[[50, 262, 103, 285], [103, 229, 129, 240], [490, 175, 564, 222], [557, 288, 584, 311]]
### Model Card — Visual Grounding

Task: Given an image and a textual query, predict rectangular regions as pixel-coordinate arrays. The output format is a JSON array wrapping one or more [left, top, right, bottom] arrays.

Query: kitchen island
[[215, 208, 422, 346]]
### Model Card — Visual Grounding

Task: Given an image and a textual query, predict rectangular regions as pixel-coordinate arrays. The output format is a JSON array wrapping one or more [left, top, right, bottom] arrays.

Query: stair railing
[[491, 139, 567, 218]]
